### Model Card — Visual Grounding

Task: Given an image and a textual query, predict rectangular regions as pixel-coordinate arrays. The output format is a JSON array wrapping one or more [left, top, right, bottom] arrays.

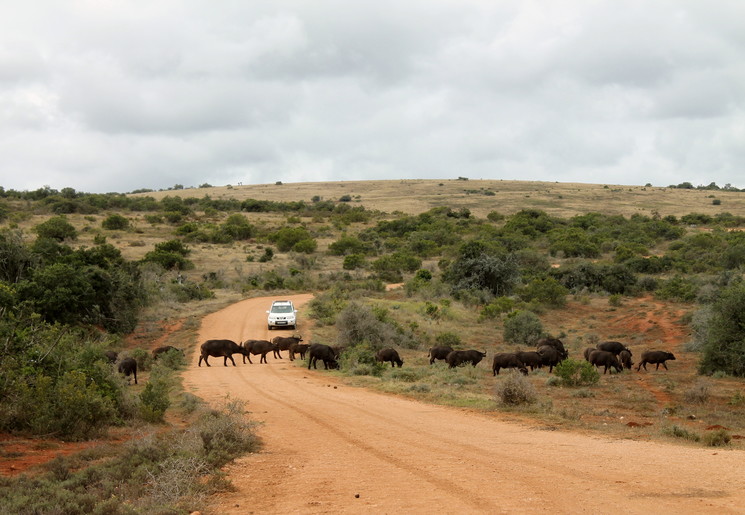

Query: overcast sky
[[1, 1, 743, 194]]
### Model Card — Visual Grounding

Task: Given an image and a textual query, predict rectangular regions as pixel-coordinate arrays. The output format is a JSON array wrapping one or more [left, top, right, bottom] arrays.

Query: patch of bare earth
[[182, 295, 745, 514]]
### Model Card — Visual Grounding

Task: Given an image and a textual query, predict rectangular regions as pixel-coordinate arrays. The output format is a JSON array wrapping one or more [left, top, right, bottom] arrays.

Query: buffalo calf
[[637, 350, 676, 371]]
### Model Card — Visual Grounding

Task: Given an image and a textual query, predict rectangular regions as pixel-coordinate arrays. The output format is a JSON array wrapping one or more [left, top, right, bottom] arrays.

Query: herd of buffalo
[[194, 335, 677, 378]]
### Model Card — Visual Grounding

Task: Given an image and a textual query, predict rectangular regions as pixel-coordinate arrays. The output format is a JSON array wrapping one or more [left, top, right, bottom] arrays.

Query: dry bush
[[494, 371, 537, 406], [683, 380, 711, 404]]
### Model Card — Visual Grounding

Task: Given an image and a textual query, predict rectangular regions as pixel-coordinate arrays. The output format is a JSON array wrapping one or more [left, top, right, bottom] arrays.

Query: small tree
[[102, 214, 130, 230], [33, 216, 77, 241], [698, 282, 745, 376], [503, 310, 543, 345]]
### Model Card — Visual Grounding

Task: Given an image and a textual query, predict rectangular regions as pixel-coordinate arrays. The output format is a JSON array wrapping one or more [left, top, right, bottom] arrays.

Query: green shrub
[[698, 281, 745, 376], [703, 429, 731, 447], [339, 344, 387, 376], [661, 424, 700, 442], [553, 359, 600, 387], [503, 310, 543, 345], [435, 331, 461, 348], [33, 215, 78, 241], [343, 253, 366, 270], [494, 371, 537, 406], [102, 214, 130, 230]]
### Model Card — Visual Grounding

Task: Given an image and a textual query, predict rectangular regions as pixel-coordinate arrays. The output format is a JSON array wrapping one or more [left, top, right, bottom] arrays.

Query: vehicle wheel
[[268, 325, 272, 330]]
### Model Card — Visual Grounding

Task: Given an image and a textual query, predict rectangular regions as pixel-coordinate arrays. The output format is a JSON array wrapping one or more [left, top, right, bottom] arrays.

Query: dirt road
[[182, 295, 745, 514]]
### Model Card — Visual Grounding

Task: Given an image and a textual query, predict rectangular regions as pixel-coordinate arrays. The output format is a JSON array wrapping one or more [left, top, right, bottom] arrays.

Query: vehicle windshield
[[271, 305, 293, 313]]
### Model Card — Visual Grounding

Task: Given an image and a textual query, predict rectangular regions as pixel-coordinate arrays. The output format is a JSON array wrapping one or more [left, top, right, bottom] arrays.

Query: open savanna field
[[2, 178, 745, 510], [137, 178, 745, 219]]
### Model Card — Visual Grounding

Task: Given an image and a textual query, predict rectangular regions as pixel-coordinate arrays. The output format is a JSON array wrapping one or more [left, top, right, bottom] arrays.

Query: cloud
[[0, 0, 743, 193]]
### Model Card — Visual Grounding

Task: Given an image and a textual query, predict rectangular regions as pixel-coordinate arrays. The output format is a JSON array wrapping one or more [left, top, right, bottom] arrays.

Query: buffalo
[[492, 353, 529, 376], [376, 348, 404, 368], [271, 335, 303, 359], [308, 343, 339, 370], [619, 349, 634, 370], [535, 337, 568, 359], [198, 339, 247, 367], [118, 357, 138, 384], [289, 342, 310, 361], [537, 345, 564, 373], [446, 349, 487, 368], [104, 350, 118, 364], [516, 351, 543, 371], [588, 350, 622, 374], [428, 346, 454, 365], [583, 347, 595, 361], [596, 341, 631, 356], [152, 345, 184, 360], [637, 350, 676, 371], [242, 339, 277, 364]]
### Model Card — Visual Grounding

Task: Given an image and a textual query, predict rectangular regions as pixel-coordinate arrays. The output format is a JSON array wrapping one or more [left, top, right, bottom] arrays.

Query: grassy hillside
[[133, 179, 745, 219]]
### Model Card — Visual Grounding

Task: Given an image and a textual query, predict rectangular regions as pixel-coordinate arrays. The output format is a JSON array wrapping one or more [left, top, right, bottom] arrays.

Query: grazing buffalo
[[308, 343, 339, 370], [242, 339, 277, 364], [104, 350, 118, 364], [537, 345, 564, 373], [492, 353, 529, 376], [152, 345, 184, 360], [596, 341, 631, 356], [637, 350, 676, 371], [428, 346, 454, 365], [118, 357, 138, 384], [198, 339, 247, 367], [376, 348, 404, 367], [289, 343, 310, 361], [446, 350, 487, 368], [535, 337, 568, 359], [516, 351, 543, 371], [619, 349, 634, 370], [588, 350, 622, 374], [271, 335, 303, 359]]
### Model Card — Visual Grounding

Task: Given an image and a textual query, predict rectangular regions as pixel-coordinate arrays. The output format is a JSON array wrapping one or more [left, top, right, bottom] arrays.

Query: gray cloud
[[0, 0, 743, 193]]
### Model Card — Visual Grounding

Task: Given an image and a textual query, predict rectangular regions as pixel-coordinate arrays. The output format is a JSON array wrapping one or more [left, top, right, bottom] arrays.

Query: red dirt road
[[182, 295, 745, 514]]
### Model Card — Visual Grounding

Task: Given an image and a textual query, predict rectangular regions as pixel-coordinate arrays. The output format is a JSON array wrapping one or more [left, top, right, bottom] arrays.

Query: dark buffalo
[[308, 343, 339, 370], [537, 345, 564, 373], [289, 343, 310, 361], [271, 335, 303, 359], [492, 353, 529, 376], [242, 339, 277, 364], [152, 345, 184, 360], [535, 337, 568, 359], [588, 350, 622, 374], [446, 349, 487, 368], [428, 346, 454, 365], [198, 339, 247, 367], [118, 357, 138, 384], [104, 350, 118, 364], [637, 350, 676, 371], [331, 345, 346, 359], [516, 351, 543, 371], [596, 341, 631, 356], [619, 349, 634, 370], [583, 347, 595, 361], [376, 348, 404, 367]]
